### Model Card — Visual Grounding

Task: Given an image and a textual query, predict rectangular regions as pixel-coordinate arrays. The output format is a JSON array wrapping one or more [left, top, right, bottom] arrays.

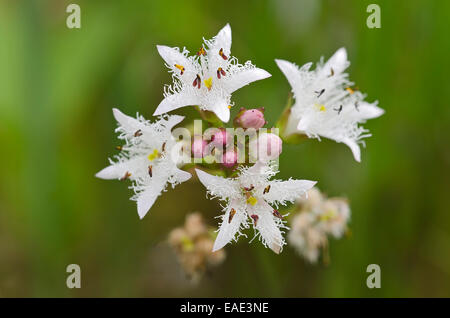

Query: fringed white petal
[[341, 137, 361, 162], [195, 169, 239, 199], [162, 114, 185, 130], [136, 179, 167, 219], [172, 168, 192, 184], [275, 59, 303, 90], [95, 158, 140, 180], [156, 45, 196, 75], [319, 47, 349, 78], [153, 90, 202, 116], [225, 68, 271, 94], [264, 179, 317, 206], [209, 99, 231, 123], [250, 201, 285, 254], [356, 101, 385, 119], [112, 108, 146, 133], [212, 24, 232, 55], [213, 201, 247, 252]]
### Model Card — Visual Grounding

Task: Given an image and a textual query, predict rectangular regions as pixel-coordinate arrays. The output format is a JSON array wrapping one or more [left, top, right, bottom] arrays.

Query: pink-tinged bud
[[211, 128, 231, 146], [249, 133, 283, 161], [222, 150, 238, 168], [191, 138, 207, 158], [236, 108, 266, 129]]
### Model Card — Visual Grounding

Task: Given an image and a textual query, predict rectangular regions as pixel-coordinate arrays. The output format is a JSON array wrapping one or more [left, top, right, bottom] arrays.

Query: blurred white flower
[[288, 188, 351, 263], [168, 212, 226, 283], [154, 24, 271, 122], [276, 48, 384, 162], [96, 108, 191, 219], [196, 161, 316, 253]]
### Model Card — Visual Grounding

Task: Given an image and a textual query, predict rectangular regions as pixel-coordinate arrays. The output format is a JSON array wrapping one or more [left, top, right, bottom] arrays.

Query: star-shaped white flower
[[96, 108, 191, 219], [154, 24, 271, 122], [276, 48, 384, 162], [195, 162, 316, 253]]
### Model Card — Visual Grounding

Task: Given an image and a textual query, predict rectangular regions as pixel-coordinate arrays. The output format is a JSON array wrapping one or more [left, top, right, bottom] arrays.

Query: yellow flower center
[[147, 149, 159, 161], [181, 236, 194, 252], [246, 196, 258, 206], [319, 209, 336, 221], [204, 77, 213, 91], [314, 103, 326, 112]]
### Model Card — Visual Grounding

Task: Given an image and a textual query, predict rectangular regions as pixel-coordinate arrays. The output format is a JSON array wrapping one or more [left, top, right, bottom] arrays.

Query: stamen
[[204, 77, 213, 91], [193, 74, 201, 89], [120, 171, 131, 181], [134, 129, 142, 137], [228, 208, 236, 223], [263, 185, 271, 194], [147, 149, 159, 161], [273, 209, 283, 219], [346, 87, 354, 94], [243, 185, 255, 192], [174, 64, 185, 75], [217, 67, 226, 79], [250, 214, 259, 226], [314, 89, 325, 98], [148, 165, 153, 177], [246, 196, 258, 206], [328, 68, 334, 77], [197, 47, 206, 56], [219, 48, 228, 60], [115, 145, 123, 151], [162, 142, 166, 152], [227, 105, 232, 109], [333, 105, 343, 115]]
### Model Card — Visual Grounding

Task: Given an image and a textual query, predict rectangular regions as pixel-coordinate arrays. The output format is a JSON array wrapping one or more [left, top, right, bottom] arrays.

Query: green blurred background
[[0, 0, 449, 297]]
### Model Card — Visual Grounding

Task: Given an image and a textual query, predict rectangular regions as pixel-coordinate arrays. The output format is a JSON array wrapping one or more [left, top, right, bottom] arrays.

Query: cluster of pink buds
[[190, 107, 283, 168]]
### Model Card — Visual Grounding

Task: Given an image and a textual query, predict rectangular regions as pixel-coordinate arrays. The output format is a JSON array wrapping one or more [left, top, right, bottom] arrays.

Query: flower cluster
[[168, 213, 226, 282], [288, 188, 351, 263], [96, 24, 383, 256]]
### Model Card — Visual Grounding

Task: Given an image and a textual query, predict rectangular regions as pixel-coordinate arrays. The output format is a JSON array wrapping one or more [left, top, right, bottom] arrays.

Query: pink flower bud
[[211, 128, 232, 147], [191, 138, 207, 158], [249, 133, 282, 161], [222, 150, 238, 168], [236, 108, 266, 129]]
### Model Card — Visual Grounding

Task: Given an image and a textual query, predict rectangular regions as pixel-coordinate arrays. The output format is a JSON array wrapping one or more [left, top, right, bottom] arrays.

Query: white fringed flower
[[195, 162, 316, 253], [154, 24, 271, 122], [96, 108, 191, 219], [288, 188, 351, 263], [275, 48, 384, 162]]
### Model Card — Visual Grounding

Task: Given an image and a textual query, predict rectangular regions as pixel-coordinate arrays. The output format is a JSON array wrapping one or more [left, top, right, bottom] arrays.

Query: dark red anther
[[244, 185, 254, 192], [219, 48, 228, 60], [250, 214, 259, 226], [148, 165, 153, 177], [216, 67, 226, 79], [120, 171, 131, 181], [273, 209, 283, 219], [193, 74, 201, 89]]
